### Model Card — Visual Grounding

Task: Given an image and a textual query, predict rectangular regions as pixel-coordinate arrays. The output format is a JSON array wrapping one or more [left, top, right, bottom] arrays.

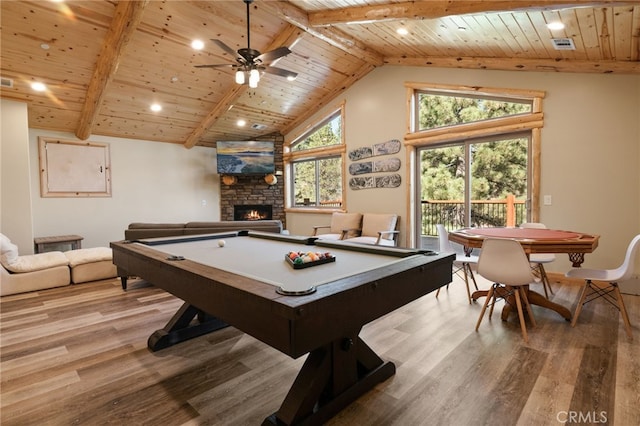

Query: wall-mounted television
[[216, 141, 275, 175]]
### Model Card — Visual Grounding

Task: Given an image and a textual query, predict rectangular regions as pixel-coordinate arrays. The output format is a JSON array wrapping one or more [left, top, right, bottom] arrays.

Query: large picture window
[[284, 106, 346, 209], [285, 106, 346, 209], [404, 83, 545, 247]]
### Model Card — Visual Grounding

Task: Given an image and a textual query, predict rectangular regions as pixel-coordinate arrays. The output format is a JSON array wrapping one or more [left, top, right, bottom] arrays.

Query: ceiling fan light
[[249, 69, 260, 88], [235, 70, 245, 85]]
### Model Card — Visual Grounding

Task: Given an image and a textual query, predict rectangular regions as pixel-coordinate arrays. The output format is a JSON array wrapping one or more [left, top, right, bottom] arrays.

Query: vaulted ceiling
[[1, 1, 638, 148]]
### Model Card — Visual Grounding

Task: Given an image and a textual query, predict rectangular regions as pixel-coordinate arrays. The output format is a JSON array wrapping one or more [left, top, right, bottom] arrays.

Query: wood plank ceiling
[[1, 1, 638, 148]]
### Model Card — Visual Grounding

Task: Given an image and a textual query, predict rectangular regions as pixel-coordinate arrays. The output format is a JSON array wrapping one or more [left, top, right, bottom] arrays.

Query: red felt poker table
[[449, 227, 599, 267]]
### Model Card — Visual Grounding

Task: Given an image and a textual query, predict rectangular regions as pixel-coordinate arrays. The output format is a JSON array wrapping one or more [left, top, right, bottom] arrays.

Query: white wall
[[1, 100, 34, 252], [1, 107, 220, 254], [27, 130, 220, 251], [286, 66, 640, 276]]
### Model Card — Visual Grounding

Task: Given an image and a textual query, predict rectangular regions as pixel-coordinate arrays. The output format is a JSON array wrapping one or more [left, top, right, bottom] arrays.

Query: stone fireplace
[[234, 204, 273, 221], [219, 133, 285, 227]]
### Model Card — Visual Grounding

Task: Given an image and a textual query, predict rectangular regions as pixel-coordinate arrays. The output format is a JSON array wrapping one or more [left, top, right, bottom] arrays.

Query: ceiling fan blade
[[194, 64, 235, 69], [212, 39, 245, 64], [264, 66, 298, 79], [255, 46, 291, 64]]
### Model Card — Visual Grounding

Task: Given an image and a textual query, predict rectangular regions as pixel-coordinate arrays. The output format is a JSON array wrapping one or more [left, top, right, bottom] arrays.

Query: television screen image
[[216, 141, 275, 175]]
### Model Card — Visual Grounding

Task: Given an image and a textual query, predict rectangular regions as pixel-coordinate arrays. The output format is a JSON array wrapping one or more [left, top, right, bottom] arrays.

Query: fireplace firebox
[[234, 204, 273, 221]]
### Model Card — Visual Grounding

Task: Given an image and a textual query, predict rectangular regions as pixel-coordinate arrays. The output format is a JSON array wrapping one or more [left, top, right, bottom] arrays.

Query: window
[[404, 83, 545, 247], [285, 106, 345, 209], [416, 91, 532, 131]]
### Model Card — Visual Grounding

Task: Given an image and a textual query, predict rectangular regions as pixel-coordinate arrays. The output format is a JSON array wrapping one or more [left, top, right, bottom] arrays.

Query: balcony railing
[[421, 194, 526, 236]]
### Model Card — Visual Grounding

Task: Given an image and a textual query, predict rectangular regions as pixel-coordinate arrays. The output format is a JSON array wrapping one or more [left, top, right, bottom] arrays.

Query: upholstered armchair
[[312, 212, 363, 241], [344, 213, 399, 246]]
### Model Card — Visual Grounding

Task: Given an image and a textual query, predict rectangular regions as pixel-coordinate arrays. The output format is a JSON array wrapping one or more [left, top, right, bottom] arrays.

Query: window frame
[[404, 82, 545, 247], [284, 103, 346, 212]]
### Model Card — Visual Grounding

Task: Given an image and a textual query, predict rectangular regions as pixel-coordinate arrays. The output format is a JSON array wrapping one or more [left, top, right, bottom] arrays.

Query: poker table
[[448, 227, 599, 267], [448, 227, 599, 320], [111, 231, 453, 425]]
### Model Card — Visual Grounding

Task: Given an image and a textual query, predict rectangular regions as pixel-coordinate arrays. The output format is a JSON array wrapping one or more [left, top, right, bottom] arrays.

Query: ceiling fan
[[195, 0, 298, 88]]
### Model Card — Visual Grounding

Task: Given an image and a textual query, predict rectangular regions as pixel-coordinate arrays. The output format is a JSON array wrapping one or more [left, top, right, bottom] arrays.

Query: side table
[[34, 235, 84, 253]]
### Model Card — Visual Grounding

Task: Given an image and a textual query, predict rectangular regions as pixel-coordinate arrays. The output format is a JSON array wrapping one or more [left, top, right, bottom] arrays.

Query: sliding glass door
[[417, 132, 531, 248]]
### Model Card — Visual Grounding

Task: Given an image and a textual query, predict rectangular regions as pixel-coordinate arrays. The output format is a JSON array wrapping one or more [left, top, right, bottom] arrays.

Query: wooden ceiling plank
[[632, 6, 640, 61], [75, 0, 149, 140], [308, 1, 637, 26], [385, 55, 640, 73], [184, 23, 305, 148], [611, 6, 635, 60], [594, 7, 615, 59]]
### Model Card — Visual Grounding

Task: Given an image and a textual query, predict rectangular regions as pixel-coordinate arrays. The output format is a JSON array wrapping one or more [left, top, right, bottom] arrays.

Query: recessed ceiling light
[[150, 103, 162, 112], [31, 82, 47, 92], [547, 21, 565, 31], [286, 75, 296, 81], [237, 119, 246, 127], [191, 39, 205, 50], [396, 27, 409, 36], [40, 43, 50, 50]]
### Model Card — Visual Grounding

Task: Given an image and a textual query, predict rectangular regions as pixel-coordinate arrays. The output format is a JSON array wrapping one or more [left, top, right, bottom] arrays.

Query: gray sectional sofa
[[124, 220, 283, 240]]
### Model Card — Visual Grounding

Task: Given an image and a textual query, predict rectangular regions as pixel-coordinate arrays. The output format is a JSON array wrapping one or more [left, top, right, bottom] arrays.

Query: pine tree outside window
[[404, 83, 545, 246], [285, 106, 345, 209]]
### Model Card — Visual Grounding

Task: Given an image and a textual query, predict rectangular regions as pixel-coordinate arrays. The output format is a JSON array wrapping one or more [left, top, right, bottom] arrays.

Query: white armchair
[[312, 212, 362, 241], [344, 213, 399, 246]]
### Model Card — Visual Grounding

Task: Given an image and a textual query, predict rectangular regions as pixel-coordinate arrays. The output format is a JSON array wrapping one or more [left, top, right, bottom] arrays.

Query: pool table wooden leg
[[147, 302, 228, 351], [264, 333, 395, 425]]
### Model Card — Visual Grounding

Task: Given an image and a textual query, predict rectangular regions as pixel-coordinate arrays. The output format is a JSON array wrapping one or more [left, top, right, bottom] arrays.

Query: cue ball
[[218, 240, 225, 247]]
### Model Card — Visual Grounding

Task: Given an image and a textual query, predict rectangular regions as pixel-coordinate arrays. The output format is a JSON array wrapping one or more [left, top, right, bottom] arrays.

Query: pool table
[[111, 231, 453, 425]]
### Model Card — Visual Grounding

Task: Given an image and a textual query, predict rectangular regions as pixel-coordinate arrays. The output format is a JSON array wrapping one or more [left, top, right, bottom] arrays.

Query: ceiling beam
[[183, 23, 304, 148], [258, 0, 385, 67], [385, 55, 640, 74], [75, 0, 148, 141], [308, 1, 635, 26]]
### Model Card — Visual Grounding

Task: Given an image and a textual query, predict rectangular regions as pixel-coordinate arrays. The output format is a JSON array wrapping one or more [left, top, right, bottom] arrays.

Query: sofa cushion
[[361, 214, 397, 240], [64, 247, 112, 267], [2, 251, 69, 273], [128, 223, 185, 229], [1, 264, 70, 296], [1, 233, 19, 265], [70, 261, 117, 284], [330, 213, 362, 238]]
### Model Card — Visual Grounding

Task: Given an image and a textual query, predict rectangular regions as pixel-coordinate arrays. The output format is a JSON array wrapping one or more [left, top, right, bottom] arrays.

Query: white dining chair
[[434, 224, 479, 304], [475, 238, 537, 343], [520, 222, 556, 298], [566, 234, 639, 340]]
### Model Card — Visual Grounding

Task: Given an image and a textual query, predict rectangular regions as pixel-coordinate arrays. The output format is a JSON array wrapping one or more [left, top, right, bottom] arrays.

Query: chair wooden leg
[[488, 284, 500, 319], [467, 263, 479, 291], [571, 281, 591, 327], [536, 264, 549, 298], [513, 289, 529, 343], [475, 285, 495, 332], [462, 263, 472, 304], [520, 288, 536, 328], [539, 264, 553, 296], [613, 283, 633, 340]]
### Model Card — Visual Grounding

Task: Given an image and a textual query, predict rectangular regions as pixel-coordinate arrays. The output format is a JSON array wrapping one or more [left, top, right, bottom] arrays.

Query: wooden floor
[[1, 274, 638, 425]]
